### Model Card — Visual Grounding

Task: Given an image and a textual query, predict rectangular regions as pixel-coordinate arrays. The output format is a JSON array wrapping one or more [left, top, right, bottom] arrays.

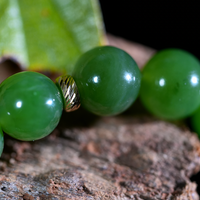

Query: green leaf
[[0, 0, 105, 74]]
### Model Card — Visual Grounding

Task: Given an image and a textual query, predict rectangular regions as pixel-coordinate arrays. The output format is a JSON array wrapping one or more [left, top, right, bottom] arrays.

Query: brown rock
[[0, 115, 200, 199]]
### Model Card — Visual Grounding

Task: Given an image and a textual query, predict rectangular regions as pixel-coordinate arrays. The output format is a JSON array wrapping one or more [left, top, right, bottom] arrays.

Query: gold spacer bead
[[55, 74, 80, 112]]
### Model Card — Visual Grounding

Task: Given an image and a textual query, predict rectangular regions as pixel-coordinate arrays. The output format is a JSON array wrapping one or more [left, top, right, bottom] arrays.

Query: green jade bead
[[0, 72, 63, 141], [0, 127, 4, 157], [140, 49, 200, 120], [73, 46, 141, 116]]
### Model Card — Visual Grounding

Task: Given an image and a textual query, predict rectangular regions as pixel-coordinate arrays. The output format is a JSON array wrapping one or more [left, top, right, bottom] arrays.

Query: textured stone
[[0, 114, 200, 199]]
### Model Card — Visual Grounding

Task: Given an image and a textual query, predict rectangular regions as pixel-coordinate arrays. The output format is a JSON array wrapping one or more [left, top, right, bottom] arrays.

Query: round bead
[[0, 127, 4, 157], [0, 71, 63, 141], [73, 46, 141, 116], [140, 49, 200, 120]]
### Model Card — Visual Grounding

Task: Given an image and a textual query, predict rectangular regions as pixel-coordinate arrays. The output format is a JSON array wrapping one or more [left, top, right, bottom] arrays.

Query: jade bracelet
[[0, 46, 141, 156], [0, 45, 200, 157]]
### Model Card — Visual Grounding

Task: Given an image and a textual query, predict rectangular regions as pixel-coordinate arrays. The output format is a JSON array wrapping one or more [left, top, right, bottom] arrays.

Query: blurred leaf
[[0, 0, 105, 74]]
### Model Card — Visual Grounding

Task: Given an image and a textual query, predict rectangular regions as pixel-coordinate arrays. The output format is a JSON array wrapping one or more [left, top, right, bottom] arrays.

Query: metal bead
[[55, 74, 80, 112]]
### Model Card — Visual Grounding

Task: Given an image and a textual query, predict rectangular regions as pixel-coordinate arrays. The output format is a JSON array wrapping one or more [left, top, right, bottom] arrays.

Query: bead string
[[0, 46, 200, 157]]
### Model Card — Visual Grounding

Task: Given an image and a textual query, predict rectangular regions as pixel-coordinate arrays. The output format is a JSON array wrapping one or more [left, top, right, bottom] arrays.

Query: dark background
[[99, 0, 200, 194], [99, 1, 199, 60]]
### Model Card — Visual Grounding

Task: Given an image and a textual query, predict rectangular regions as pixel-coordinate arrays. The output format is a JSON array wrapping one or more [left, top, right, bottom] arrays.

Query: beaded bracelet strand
[[0, 45, 200, 156]]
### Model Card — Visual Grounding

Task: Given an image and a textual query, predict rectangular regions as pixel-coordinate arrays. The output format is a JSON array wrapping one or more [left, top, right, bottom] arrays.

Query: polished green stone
[[0, 127, 4, 157], [73, 46, 141, 116], [0, 71, 63, 141], [140, 49, 200, 120]]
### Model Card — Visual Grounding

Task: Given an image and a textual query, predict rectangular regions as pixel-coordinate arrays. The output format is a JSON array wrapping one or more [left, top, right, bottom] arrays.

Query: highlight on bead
[[55, 74, 81, 112]]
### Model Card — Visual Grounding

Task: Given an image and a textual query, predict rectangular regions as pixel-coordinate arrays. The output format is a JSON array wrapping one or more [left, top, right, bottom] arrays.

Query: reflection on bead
[[56, 75, 80, 112]]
